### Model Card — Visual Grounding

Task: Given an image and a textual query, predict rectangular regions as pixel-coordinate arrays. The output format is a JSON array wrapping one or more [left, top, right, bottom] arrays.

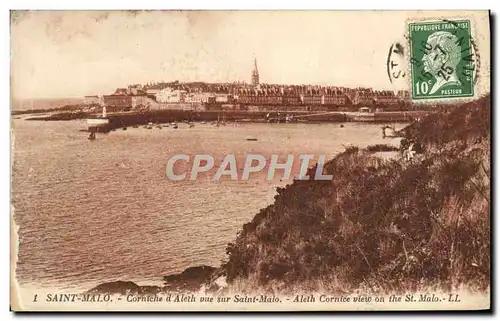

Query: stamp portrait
[[408, 20, 475, 99]]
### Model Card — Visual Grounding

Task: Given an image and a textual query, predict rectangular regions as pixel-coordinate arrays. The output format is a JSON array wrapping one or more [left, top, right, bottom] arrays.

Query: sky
[[10, 10, 490, 99]]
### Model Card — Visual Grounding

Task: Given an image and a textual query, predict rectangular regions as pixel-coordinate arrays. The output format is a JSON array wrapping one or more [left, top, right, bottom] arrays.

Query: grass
[[222, 95, 491, 294], [366, 144, 399, 152]]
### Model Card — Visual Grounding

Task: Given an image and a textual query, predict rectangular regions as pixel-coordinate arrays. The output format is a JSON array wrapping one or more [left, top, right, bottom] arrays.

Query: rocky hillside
[[223, 95, 491, 294]]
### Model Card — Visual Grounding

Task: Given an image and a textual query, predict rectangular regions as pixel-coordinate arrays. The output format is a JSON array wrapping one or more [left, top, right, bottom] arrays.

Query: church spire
[[251, 57, 259, 87]]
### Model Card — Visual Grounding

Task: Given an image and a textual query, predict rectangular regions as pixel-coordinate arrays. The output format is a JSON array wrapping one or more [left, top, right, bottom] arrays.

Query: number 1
[[415, 81, 429, 95]]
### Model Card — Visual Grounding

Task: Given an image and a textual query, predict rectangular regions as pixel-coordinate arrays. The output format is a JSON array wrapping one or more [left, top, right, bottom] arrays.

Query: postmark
[[408, 19, 476, 100], [386, 41, 407, 84]]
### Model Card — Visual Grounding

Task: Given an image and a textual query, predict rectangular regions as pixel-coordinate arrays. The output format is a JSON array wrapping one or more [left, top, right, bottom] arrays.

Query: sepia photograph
[[9, 10, 491, 311]]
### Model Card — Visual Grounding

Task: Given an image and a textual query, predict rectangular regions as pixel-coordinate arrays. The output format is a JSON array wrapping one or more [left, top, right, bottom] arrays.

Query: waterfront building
[[301, 95, 322, 106], [156, 88, 187, 103], [185, 93, 202, 104], [396, 90, 411, 100], [102, 94, 132, 108], [282, 95, 302, 106], [323, 95, 347, 106], [352, 90, 376, 106], [127, 84, 145, 95], [215, 94, 234, 103], [370, 90, 400, 106], [114, 88, 128, 95], [84, 95, 99, 105], [146, 88, 162, 99], [131, 95, 155, 109]]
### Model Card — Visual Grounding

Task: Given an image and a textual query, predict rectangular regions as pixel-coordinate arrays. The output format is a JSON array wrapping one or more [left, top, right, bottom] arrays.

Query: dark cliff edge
[[223, 95, 490, 294], [87, 95, 490, 295], [87, 265, 219, 295]]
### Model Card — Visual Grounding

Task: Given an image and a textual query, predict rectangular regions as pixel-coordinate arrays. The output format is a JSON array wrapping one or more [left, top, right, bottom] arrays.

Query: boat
[[246, 138, 258, 141], [189, 122, 195, 128], [147, 122, 153, 129], [382, 125, 399, 138], [88, 131, 96, 140], [122, 127, 127, 130], [132, 125, 138, 128], [201, 121, 206, 124], [156, 124, 162, 129]]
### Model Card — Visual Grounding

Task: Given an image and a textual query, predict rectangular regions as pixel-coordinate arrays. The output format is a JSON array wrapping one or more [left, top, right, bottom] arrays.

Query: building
[[156, 89, 187, 103], [102, 94, 132, 108], [396, 90, 411, 100], [127, 85, 145, 96], [215, 94, 234, 104], [185, 92, 216, 104], [323, 95, 347, 106], [236, 95, 283, 105], [375, 95, 399, 105], [301, 95, 322, 105], [114, 88, 128, 95], [83, 95, 99, 105], [146, 88, 162, 99], [251, 58, 259, 87], [131, 95, 155, 109], [352, 91, 375, 106], [282, 95, 302, 106]]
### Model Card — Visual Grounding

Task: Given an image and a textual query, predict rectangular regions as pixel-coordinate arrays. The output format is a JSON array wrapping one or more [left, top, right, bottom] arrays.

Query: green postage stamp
[[409, 20, 475, 100]]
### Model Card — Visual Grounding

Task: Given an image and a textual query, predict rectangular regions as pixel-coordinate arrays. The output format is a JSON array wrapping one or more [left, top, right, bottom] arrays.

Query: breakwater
[[24, 109, 430, 132]]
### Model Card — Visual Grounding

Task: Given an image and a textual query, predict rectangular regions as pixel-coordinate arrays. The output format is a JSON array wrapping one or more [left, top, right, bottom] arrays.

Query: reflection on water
[[12, 119, 404, 289]]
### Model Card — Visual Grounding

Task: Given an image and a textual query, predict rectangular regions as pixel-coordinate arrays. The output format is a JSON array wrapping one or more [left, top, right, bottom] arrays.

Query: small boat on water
[[88, 131, 96, 140], [189, 122, 195, 128], [173, 124, 178, 129], [201, 121, 206, 124], [147, 122, 153, 129], [246, 138, 258, 141], [122, 127, 127, 131], [156, 124, 162, 129], [382, 125, 399, 138], [132, 125, 138, 128]]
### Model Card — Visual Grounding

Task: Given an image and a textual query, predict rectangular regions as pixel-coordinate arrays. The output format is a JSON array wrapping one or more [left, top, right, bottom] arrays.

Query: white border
[[2, 2, 497, 320]]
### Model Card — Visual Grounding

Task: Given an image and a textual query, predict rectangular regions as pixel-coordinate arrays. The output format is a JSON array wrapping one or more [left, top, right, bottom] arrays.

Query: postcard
[[10, 10, 491, 311]]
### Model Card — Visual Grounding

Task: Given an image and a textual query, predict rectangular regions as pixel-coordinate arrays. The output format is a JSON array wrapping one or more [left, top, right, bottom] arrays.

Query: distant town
[[83, 58, 413, 114]]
